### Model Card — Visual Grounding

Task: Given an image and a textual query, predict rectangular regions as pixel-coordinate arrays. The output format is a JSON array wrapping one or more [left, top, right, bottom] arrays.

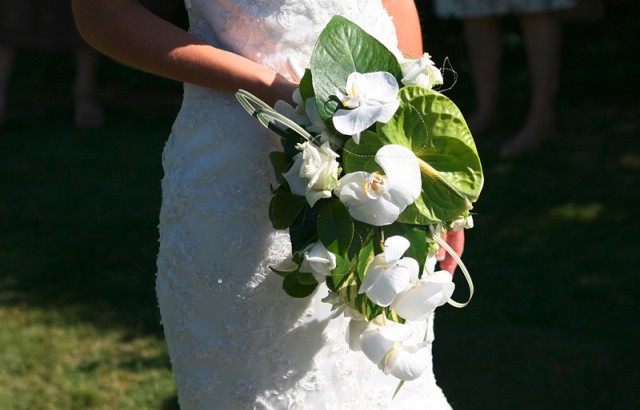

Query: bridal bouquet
[[237, 16, 483, 382]]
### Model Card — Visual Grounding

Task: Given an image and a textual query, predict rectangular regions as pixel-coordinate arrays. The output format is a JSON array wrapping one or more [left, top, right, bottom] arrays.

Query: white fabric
[[156, 1, 453, 408], [434, 0, 577, 18]]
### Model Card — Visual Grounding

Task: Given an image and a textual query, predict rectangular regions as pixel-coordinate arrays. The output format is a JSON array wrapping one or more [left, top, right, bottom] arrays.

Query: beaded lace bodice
[[155, 1, 452, 409]]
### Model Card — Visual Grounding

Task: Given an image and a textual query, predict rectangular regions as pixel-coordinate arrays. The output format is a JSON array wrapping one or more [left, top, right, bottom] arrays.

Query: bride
[[72, 1, 464, 408]]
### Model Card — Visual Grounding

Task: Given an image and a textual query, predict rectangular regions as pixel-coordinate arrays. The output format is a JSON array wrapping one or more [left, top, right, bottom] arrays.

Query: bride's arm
[[382, 0, 424, 57], [71, 0, 296, 105]]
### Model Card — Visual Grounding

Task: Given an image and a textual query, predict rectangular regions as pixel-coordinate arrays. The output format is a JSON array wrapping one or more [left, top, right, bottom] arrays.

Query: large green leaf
[[269, 151, 291, 185], [269, 193, 307, 230], [289, 205, 319, 253], [341, 131, 384, 174], [283, 271, 318, 298], [379, 86, 484, 223], [317, 198, 354, 255], [311, 16, 402, 121], [299, 68, 314, 102]]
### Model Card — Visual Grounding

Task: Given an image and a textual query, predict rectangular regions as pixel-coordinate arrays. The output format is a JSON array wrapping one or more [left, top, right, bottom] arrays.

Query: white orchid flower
[[399, 53, 443, 89], [333, 71, 400, 143], [274, 88, 311, 127], [358, 236, 419, 307], [305, 98, 334, 144], [336, 144, 421, 226], [351, 315, 412, 362], [379, 339, 431, 381], [346, 318, 370, 351], [282, 141, 340, 207], [322, 292, 365, 320], [391, 270, 455, 321], [348, 315, 431, 380], [299, 241, 337, 282]]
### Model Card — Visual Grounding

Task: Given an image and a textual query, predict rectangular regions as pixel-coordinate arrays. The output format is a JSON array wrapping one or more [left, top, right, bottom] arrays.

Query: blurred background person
[[433, 0, 577, 157], [0, 0, 105, 129]]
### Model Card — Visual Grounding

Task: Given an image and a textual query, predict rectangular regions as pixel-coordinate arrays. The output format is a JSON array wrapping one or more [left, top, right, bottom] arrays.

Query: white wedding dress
[[156, 1, 453, 409]]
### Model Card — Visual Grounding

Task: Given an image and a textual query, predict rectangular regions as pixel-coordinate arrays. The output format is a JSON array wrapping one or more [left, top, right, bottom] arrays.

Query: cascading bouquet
[[236, 16, 483, 383]]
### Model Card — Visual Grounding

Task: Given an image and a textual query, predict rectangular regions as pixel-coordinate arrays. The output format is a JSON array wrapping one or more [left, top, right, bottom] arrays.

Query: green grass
[[1, 2, 639, 409], [1, 50, 180, 409]]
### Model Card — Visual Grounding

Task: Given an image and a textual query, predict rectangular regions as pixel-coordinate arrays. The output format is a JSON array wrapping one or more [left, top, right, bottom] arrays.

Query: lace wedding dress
[[156, 1, 453, 408]]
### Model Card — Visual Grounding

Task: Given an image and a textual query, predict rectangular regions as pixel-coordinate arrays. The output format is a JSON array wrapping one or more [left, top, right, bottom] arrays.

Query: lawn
[[0, 2, 638, 409]]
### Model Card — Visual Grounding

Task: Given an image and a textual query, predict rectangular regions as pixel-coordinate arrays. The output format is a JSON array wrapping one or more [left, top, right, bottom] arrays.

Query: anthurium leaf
[[311, 16, 402, 121], [379, 86, 484, 223], [341, 131, 384, 174], [283, 271, 317, 298], [398, 196, 435, 226], [269, 193, 308, 230], [317, 198, 354, 255]]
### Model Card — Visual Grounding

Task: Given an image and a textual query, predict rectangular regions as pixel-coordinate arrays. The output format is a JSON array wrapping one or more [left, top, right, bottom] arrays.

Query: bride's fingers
[[285, 58, 304, 83], [436, 231, 447, 261], [439, 229, 465, 274]]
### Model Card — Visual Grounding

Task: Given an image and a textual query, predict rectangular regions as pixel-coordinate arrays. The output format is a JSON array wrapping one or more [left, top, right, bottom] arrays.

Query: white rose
[[282, 141, 340, 207], [301, 141, 341, 206], [400, 53, 443, 89], [299, 241, 337, 282]]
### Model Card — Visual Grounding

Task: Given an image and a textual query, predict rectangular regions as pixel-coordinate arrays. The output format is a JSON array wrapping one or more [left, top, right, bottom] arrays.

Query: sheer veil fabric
[[156, 1, 453, 408]]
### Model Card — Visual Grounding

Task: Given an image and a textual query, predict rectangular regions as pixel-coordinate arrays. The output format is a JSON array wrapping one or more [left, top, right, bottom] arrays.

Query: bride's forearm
[[71, 0, 295, 104], [382, 0, 424, 57]]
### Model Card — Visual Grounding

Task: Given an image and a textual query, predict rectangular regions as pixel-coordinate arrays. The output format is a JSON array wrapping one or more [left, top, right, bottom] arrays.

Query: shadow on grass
[[0, 53, 180, 338]]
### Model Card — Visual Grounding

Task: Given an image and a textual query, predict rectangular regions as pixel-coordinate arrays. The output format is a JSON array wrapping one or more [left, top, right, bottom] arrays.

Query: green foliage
[[341, 131, 384, 174], [282, 271, 318, 298], [310, 16, 402, 121], [317, 198, 354, 255], [269, 193, 308, 230], [380, 86, 484, 223]]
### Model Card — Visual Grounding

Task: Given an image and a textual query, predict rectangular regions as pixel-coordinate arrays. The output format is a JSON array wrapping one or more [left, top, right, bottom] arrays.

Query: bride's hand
[[437, 229, 465, 275], [264, 73, 299, 106]]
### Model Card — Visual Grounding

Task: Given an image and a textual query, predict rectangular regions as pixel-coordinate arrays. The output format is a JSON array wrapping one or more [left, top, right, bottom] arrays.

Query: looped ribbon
[[235, 89, 313, 142], [432, 232, 474, 308]]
